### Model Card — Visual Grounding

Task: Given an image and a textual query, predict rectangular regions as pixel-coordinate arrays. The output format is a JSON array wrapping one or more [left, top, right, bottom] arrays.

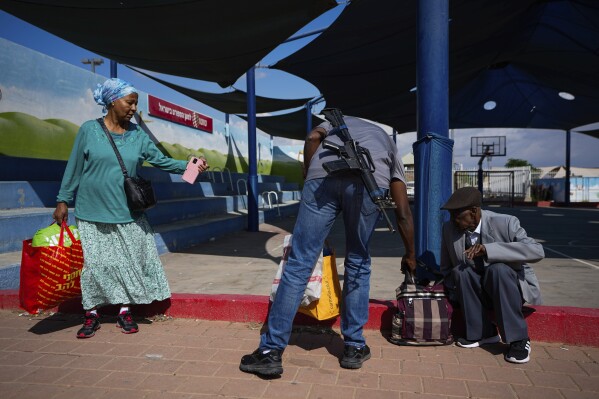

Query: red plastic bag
[[19, 221, 84, 314]]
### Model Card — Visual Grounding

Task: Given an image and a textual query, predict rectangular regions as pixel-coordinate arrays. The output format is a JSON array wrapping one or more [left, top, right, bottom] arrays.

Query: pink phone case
[[182, 157, 201, 184]]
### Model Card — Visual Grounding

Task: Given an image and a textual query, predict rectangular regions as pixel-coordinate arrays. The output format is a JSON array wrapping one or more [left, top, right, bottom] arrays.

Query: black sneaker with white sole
[[456, 334, 501, 348], [239, 348, 283, 376], [505, 338, 531, 363], [340, 344, 371, 369]]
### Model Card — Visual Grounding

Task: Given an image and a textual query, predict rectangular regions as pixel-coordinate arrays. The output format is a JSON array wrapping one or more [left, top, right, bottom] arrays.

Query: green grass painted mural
[[0, 112, 79, 160], [0, 112, 280, 177]]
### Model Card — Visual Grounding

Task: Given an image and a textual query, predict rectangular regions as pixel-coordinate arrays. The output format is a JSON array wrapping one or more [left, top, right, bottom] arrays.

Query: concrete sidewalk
[[161, 206, 599, 308]]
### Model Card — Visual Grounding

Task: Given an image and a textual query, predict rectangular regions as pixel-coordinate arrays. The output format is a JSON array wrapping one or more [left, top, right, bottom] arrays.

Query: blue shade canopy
[[239, 110, 325, 140], [274, 0, 599, 134], [129, 67, 315, 115], [0, 0, 336, 88]]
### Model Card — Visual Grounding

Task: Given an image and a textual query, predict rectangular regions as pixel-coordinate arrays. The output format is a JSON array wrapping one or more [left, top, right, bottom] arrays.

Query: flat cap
[[441, 187, 482, 210]]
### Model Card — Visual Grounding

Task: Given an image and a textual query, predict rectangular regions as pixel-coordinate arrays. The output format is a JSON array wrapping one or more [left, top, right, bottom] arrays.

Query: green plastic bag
[[32, 223, 80, 247]]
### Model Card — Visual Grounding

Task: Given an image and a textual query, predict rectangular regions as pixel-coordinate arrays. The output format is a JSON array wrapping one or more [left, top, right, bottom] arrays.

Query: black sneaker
[[505, 338, 531, 364], [456, 334, 501, 348], [239, 348, 283, 376], [340, 344, 371, 369], [77, 312, 100, 338], [116, 311, 139, 334]]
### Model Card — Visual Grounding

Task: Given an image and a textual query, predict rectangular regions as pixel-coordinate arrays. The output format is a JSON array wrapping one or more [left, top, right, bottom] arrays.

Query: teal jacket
[[57, 120, 186, 223]]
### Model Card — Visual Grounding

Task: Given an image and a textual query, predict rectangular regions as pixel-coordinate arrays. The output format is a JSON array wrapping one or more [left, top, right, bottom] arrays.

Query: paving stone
[[308, 383, 355, 399], [466, 380, 516, 399], [511, 384, 564, 399]]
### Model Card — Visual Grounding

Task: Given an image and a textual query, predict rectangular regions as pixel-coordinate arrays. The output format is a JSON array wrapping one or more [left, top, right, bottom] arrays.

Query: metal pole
[[415, 0, 450, 268], [565, 130, 571, 205], [225, 113, 230, 147], [511, 171, 515, 208], [110, 60, 117, 78], [246, 66, 259, 232], [477, 156, 485, 195], [306, 101, 313, 134]]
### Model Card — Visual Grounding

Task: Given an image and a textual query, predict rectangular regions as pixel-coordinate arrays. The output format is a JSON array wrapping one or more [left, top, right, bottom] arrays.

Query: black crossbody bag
[[97, 118, 157, 212]]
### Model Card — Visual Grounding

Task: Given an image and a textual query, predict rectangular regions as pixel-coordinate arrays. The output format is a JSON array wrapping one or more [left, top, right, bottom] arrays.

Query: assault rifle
[[320, 108, 396, 233]]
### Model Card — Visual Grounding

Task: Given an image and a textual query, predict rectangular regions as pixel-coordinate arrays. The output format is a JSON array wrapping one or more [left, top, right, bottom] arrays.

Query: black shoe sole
[[116, 324, 139, 334], [340, 352, 371, 369], [239, 364, 283, 376]]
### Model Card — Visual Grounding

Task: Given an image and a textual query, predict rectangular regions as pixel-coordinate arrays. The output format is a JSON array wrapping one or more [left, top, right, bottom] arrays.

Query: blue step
[[145, 196, 240, 225], [0, 156, 292, 186], [152, 182, 228, 199], [1, 180, 299, 209], [0, 251, 21, 290], [0, 181, 62, 208]]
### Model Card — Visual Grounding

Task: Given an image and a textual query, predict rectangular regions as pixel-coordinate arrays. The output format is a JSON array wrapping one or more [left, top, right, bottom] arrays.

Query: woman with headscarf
[[53, 78, 208, 338]]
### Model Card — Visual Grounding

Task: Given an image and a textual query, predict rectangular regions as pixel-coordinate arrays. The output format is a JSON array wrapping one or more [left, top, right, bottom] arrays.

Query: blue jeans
[[260, 175, 381, 350]]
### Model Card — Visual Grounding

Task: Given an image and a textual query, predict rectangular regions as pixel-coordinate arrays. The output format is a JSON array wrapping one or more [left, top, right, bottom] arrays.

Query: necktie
[[465, 232, 473, 249], [464, 232, 484, 270]]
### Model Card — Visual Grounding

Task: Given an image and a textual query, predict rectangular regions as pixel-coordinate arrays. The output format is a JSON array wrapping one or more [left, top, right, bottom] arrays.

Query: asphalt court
[[161, 205, 599, 308]]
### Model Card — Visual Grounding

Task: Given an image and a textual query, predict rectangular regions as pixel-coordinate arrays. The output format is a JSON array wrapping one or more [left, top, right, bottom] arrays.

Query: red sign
[[148, 95, 213, 133]]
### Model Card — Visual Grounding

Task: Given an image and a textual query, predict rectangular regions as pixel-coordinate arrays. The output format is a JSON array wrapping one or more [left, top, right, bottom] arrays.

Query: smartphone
[[182, 157, 202, 184]]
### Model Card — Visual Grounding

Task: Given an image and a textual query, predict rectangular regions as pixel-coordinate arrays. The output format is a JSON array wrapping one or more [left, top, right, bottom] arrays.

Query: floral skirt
[[76, 216, 171, 310]]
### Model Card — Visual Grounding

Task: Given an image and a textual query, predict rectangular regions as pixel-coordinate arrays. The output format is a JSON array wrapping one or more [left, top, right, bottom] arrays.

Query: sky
[[1, 5, 598, 170]]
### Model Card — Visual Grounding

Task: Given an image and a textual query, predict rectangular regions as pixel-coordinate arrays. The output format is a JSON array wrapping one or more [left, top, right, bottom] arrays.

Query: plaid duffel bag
[[390, 272, 453, 346]]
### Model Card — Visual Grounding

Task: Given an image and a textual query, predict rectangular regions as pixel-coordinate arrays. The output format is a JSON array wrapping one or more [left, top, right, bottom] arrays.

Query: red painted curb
[[1, 290, 597, 347]]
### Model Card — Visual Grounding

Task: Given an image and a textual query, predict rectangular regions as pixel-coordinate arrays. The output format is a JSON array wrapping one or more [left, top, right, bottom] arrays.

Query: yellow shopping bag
[[298, 247, 341, 321]]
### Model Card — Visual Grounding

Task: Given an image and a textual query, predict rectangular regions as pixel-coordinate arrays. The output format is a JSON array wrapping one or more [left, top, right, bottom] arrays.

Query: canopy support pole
[[110, 60, 117, 78], [246, 66, 259, 232], [306, 102, 313, 134], [305, 95, 324, 134], [414, 0, 451, 270], [565, 129, 571, 205]]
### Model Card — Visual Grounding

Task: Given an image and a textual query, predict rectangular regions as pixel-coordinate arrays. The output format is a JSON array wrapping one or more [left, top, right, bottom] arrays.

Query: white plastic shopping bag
[[270, 234, 323, 306]]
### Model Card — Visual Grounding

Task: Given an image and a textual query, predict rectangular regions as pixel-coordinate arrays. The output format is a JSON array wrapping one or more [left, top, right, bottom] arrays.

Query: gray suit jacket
[[440, 210, 544, 305]]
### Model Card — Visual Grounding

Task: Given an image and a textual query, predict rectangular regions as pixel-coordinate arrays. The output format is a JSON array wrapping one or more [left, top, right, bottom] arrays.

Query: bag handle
[[97, 118, 130, 178], [58, 220, 77, 247], [404, 260, 446, 285]]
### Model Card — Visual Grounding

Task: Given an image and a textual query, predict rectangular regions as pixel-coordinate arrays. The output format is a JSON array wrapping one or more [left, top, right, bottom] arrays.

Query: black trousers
[[451, 262, 528, 343]]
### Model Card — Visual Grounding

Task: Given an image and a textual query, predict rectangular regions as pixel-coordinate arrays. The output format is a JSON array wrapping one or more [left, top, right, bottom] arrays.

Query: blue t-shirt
[[305, 116, 406, 188], [57, 120, 187, 223]]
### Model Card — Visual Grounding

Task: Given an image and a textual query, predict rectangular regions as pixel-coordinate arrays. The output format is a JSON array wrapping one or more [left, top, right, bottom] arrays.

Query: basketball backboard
[[470, 136, 506, 157]]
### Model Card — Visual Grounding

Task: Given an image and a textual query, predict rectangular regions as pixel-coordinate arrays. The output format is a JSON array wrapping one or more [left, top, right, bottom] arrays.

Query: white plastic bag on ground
[[270, 234, 323, 306]]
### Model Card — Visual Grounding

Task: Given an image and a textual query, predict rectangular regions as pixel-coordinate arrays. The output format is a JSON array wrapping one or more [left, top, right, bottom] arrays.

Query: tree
[[504, 158, 540, 172], [505, 158, 532, 168]]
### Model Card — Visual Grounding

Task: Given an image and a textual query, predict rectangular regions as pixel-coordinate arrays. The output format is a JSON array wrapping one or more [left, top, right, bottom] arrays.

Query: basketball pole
[[477, 146, 492, 194]]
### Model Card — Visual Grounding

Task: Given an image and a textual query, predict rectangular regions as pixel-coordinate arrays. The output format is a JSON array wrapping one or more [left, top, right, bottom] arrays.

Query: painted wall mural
[[0, 38, 304, 183]]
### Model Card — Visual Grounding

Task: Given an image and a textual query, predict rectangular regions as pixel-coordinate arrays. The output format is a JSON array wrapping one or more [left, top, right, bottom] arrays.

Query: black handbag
[[97, 118, 157, 212]]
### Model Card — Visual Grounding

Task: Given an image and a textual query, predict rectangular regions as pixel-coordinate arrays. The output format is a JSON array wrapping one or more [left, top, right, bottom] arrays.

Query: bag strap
[[403, 260, 446, 286], [58, 220, 77, 246], [97, 118, 129, 178], [417, 260, 445, 280]]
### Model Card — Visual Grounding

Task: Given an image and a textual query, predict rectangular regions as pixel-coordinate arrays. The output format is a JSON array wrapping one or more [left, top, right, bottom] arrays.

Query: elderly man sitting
[[440, 187, 544, 364]]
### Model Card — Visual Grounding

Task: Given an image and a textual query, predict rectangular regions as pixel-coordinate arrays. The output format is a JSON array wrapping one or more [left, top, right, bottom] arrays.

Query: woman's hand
[[197, 158, 209, 173], [53, 202, 68, 225]]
